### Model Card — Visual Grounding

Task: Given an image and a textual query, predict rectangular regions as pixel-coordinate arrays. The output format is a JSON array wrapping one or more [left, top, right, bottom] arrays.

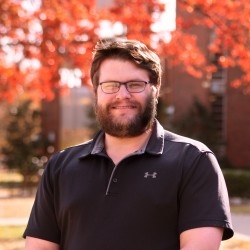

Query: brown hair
[[90, 39, 162, 92]]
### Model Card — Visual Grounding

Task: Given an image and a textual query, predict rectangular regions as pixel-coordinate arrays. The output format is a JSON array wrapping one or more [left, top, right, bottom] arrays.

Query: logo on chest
[[144, 172, 157, 178]]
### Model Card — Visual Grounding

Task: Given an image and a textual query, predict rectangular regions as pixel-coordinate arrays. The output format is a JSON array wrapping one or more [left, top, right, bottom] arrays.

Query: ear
[[152, 85, 160, 99]]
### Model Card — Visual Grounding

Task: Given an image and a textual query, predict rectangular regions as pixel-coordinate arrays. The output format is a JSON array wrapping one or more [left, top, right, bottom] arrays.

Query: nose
[[115, 84, 131, 99]]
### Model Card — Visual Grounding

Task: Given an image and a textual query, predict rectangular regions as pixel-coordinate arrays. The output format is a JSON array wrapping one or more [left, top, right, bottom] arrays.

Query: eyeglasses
[[99, 81, 151, 94]]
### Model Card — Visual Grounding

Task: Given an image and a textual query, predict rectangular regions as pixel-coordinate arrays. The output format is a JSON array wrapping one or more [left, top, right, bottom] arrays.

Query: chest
[[56, 155, 181, 215], [55, 155, 182, 249]]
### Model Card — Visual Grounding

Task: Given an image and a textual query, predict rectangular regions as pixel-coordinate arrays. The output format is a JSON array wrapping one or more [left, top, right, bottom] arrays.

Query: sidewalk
[[0, 218, 28, 226], [231, 213, 250, 237]]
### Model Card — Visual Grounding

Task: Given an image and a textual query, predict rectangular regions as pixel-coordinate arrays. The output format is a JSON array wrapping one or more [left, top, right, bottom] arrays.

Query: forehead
[[99, 58, 150, 82]]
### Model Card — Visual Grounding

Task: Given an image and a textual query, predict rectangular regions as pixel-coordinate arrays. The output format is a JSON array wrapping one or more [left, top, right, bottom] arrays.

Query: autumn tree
[[107, 0, 250, 93], [177, 0, 250, 93], [1, 0, 250, 103], [0, 0, 99, 103]]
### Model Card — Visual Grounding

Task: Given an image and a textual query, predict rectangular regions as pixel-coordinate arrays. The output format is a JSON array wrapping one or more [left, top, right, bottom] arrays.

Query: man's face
[[95, 58, 159, 137]]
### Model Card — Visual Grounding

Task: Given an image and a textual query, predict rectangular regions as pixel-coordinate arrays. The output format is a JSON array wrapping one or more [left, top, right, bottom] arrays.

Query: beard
[[95, 94, 157, 137]]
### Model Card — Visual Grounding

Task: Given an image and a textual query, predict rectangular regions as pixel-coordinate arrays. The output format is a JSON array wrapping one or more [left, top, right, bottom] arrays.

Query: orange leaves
[[107, 0, 163, 44], [178, 0, 250, 91], [1, 0, 250, 103], [217, 56, 235, 68], [0, 66, 26, 103], [99, 1, 163, 50], [157, 31, 206, 78], [0, 0, 101, 103]]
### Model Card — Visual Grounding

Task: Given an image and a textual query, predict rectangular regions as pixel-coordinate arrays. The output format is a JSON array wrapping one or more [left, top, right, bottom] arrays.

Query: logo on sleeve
[[144, 172, 157, 178]]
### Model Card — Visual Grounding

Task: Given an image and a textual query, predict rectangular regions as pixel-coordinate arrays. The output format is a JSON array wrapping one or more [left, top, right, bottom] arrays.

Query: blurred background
[[0, 0, 250, 249]]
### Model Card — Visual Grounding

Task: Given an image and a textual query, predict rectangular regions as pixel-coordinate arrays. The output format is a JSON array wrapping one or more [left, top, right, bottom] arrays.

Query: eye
[[100, 81, 121, 93], [103, 82, 119, 90], [127, 81, 145, 89]]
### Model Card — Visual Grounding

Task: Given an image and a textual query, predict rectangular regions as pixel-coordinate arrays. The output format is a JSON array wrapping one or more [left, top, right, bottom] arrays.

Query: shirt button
[[113, 178, 118, 183]]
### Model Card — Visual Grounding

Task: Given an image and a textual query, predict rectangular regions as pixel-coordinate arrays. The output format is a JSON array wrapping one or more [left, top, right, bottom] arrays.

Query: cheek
[[96, 88, 105, 102], [96, 89, 112, 105], [97, 86, 102, 97]]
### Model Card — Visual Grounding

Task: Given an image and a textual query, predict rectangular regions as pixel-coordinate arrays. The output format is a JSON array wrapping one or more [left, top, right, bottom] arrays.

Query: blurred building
[[41, 87, 94, 156], [41, 0, 250, 168], [161, 3, 250, 168]]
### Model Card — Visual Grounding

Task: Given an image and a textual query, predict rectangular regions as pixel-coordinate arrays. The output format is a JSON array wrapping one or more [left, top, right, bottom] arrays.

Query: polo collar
[[145, 119, 164, 155], [79, 119, 164, 159]]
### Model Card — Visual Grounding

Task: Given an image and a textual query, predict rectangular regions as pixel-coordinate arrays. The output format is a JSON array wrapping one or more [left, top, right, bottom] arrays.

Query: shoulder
[[51, 139, 94, 162], [163, 129, 211, 153], [44, 138, 96, 176], [60, 139, 94, 157], [163, 130, 218, 173], [153, 119, 211, 154], [148, 120, 212, 160]]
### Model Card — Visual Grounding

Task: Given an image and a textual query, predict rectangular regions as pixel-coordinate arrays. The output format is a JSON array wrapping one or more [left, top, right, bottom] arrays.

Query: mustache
[[107, 100, 139, 109]]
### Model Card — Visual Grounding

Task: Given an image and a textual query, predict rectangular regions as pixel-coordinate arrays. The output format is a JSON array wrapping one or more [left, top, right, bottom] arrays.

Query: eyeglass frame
[[99, 80, 152, 94]]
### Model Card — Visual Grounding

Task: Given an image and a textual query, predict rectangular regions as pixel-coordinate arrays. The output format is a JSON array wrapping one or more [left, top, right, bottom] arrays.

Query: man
[[24, 39, 234, 249]]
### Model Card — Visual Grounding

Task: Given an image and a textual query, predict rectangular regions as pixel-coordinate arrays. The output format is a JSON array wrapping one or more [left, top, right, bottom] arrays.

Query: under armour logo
[[144, 172, 157, 178]]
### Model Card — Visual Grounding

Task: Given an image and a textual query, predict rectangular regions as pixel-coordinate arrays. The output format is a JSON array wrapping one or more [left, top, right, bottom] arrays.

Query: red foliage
[[178, 0, 250, 93], [1, 0, 250, 103]]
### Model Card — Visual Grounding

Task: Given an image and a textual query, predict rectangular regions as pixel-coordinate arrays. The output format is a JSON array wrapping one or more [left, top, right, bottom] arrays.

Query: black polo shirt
[[24, 120, 234, 249]]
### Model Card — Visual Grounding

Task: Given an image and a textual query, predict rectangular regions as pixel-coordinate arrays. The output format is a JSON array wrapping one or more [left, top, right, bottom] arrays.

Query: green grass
[[0, 226, 25, 240], [0, 171, 23, 182], [0, 170, 23, 188], [230, 204, 250, 214]]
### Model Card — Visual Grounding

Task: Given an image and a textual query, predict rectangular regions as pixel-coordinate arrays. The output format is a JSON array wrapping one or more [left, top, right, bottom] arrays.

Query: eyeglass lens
[[101, 81, 147, 93]]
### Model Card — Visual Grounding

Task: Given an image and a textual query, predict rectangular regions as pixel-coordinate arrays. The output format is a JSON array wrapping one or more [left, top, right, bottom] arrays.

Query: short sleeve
[[23, 157, 61, 243], [178, 151, 234, 240]]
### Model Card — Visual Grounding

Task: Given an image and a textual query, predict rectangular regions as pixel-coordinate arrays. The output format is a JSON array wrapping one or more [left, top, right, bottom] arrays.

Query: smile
[[112, 105, 136, 109]]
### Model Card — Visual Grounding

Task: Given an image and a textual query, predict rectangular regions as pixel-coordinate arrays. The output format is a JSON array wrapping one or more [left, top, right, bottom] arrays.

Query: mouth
[[110, 101, 138, 110], [112, 105, 136, 109]]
